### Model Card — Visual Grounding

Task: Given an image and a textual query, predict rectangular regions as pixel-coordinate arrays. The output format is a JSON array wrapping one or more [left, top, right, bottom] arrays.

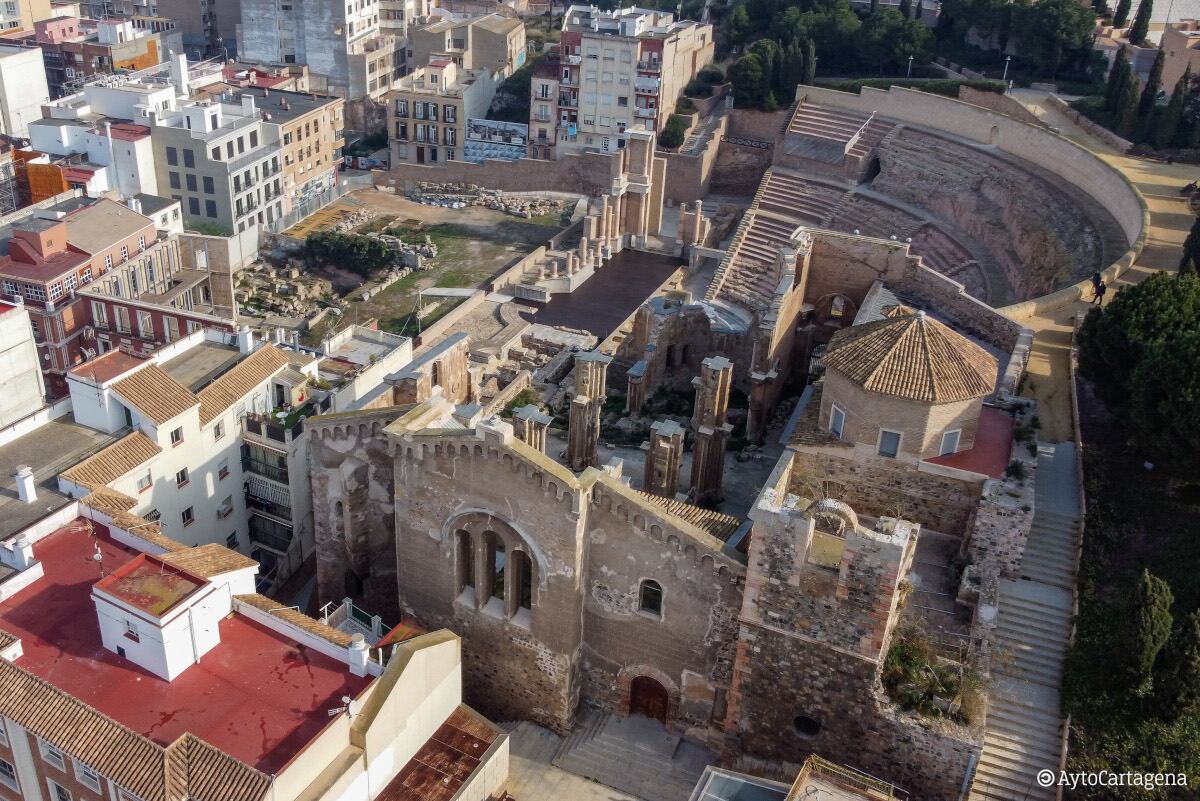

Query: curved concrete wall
[[798, 86, 1149, 319]]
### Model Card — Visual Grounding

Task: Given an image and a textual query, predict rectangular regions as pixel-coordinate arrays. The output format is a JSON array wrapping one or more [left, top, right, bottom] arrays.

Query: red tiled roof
[[0, 520, 373, 773], [108, 123, 151, 141]]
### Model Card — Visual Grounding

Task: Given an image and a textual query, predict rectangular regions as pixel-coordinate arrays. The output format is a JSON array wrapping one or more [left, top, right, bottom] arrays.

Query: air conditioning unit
[[217, 501, 233, 518]]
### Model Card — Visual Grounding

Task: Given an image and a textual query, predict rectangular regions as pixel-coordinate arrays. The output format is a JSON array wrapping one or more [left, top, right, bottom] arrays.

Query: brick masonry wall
[[790, 448, 983, 535]]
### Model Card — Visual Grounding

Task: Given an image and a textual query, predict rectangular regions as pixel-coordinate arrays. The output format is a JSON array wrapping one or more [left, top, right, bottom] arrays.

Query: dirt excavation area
[[296, 189, 579, 338]]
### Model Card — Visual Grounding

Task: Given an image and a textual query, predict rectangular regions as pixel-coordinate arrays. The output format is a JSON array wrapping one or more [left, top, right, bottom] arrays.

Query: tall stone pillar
[[644, 419, 685, 498], [566, 350, 612, 471], [626, 361, 647, 414], [689, 355, 734, 507], [513, 404, 552, 452]]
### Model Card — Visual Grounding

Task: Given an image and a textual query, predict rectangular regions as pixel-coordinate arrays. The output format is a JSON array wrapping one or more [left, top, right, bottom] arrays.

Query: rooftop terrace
[[0, 520, 373, 772]]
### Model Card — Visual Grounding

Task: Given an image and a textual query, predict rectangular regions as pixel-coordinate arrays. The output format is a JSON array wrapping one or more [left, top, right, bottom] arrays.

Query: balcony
[[249, 513, 294, 553], [243, 456, 289, 484], [558, 96, 578, 108], [245, 492, 292, 522], [563, 53, 582, 65], [635, 77, 660, 95], [636, 61, 661, 73], [635, 107, 656, 119], [243, 406, 308, 443]]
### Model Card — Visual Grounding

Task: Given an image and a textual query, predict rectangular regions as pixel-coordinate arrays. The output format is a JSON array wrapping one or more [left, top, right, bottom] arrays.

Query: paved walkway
[[502, 721, 641, 801], [1007, 89, 1195, 442]]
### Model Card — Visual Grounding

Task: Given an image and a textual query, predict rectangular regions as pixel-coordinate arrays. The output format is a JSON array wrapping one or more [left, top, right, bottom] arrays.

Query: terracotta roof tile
[[234, 593, 354, 648], [787, 382, 852, 448], [197, 346, 291, 425], [61, 432, 161, 490], [0, 658, 270, 801], [161, 545, 258, 578], [112, 365, 199, 425], [109, 512, 189, 553], [823, 310, 997, 404], [635, 491, 742, 540], [80, 487, 139, 515]]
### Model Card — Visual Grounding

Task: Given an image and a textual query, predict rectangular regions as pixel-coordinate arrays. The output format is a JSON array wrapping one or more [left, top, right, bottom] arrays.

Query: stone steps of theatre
[[993, 639, 1064, 686], [971, 757, 1056, 801]]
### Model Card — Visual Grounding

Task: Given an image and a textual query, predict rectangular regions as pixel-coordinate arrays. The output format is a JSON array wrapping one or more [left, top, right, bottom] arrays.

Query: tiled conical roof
[[823, 310, 997, 404]]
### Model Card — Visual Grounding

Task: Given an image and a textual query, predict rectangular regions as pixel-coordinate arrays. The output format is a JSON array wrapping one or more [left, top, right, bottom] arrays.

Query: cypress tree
[[1137, 50, 1164, 141], [1106, 48, 1131, 116], [1181, 255, 1199, 278], [899, 0, 911, 17], [1113, 0, 1131, 27], [1126, 569, 1174, 689], [1117, 71, 1141, 137], [1156, 67, 1188, 149], [1155, 611, 1200, 719], [803, 38, 817, 84], [1128, 0, 1153, 45]]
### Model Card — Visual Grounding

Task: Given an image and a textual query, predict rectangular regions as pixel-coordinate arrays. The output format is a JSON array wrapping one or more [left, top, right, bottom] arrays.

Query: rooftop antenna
[[93, 541, 105, 578], [326, 695, 357, 718]]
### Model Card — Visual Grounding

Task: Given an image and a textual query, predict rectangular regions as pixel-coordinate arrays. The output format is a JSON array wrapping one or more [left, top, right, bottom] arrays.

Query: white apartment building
[[528, 4, 713, 159], [0, 44, 51, 139], [239, 0, 404, 100], [0, 301, 46, 434], [54, 323, 412, 593]]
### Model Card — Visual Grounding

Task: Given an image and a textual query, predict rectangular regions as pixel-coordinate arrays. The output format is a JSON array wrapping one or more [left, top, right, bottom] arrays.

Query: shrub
[[658, 114, 689, 149], [684, 79, 714, 98], [1126, 569, 1174, 688], [697, 63, 725, 84], [306, 230, 395, 277], [676, 96, 697, 113]]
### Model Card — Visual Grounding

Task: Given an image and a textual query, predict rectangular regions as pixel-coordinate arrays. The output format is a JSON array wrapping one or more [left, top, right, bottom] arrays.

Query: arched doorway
[[629, 676, 670, 723]]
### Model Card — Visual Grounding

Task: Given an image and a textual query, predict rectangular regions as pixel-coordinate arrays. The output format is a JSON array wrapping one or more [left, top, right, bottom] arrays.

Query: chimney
[[10, 536, 34, 569], [348, 633, 370, 676], [236, 325, 255, 354], [126, 196, 142, 214], [241, 94, 257, 116], [169, 51, 188, 98], [14, 466, 36, 503]]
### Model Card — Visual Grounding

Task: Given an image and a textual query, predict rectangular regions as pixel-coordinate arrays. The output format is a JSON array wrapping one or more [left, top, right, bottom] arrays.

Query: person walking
[[1093, 280, 1108, 307], [1091, 272, 1102, 294]]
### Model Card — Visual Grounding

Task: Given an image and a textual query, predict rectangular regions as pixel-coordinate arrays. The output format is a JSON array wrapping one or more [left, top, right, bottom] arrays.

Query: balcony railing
[[249, 513, 294, 553], [635, 107, 656, 118], [246, 493, 292, 521], [243, 457, 289, 483], [636, 61, 661, 72]]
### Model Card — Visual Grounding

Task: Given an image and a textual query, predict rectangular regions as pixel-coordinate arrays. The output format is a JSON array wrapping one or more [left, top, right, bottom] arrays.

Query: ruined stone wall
[[727, 108, 790, 142], [727, 625, 978, 801], [582, 483, 744, 732], [710, 141, 775, 196], [390, 432, 587, 732], [660, 112, 728, 204], [309, 410, 408, 622], [893, 262, 1025, 352], [790, 448, 983, 535], [373, 150, 625, 198], [803, 233, 915, 309]]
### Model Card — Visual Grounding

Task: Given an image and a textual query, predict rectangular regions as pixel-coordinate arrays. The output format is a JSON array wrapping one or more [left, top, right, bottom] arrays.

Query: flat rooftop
[[324, 328, 405, 367], [160, 340, 242, 391], [0, 414, 114, 539], [0, 521, 372, 772], [924, 405, 1014, 479], [95, 554, 206, 617]]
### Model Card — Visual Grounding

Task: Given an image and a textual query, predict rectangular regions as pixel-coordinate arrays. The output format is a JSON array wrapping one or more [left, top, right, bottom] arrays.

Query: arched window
[[486, 533, 506, 602], [456, 530, 474, 593], [639, 579, 663, 617]]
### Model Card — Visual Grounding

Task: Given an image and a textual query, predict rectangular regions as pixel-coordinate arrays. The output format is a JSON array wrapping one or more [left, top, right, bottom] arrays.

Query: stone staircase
[[551, 710, 717, 801], [970, 442, 1080, 801]]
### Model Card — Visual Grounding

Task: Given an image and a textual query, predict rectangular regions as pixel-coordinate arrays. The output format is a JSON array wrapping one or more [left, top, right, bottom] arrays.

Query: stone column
[[644, 419, 685, 498], [689, 355, 734, 507], [626, 360, 647, 414], [513, 404, 552, 452], [566, 350, 612, 472]]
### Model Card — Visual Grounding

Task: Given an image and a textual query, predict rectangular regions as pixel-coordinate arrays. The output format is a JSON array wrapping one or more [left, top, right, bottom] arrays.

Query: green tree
[[658, 114, 689, 148], [1116, 71, 1141, 137], [1128, 0, 1153, 45], [855, 9, 908, 74], [727, 4, 752, 47], [1011, 0, 1098, 77], [1127, 570, 1174, 688], [803, 37, 817, 84], [779, 40, 805, 94], [1136, 49, 1164, 140], [1105, 47, 1131, 115], [899, 0, 912, 17], [1112, 0, 1131, 25], [728, 53, 767, 107], [1079, 272, 1200, 416], [914, 0, 924, 21], [1156, 67, 1189, 148], [1129, 327, 1200, 460], [1181, 216, 1200, 271], [1156, 611, 1200, 719], [750, 38, 783, 97]]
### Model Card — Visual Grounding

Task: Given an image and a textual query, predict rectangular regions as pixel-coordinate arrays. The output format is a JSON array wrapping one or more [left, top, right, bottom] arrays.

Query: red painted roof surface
[[68, 349, 147, 384], [94, 553, 206, 617], [375, 706, 498, 801], [925, 406, 1014, 479], [0, 520, 372, 772], [107, 123, 151, 142]]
